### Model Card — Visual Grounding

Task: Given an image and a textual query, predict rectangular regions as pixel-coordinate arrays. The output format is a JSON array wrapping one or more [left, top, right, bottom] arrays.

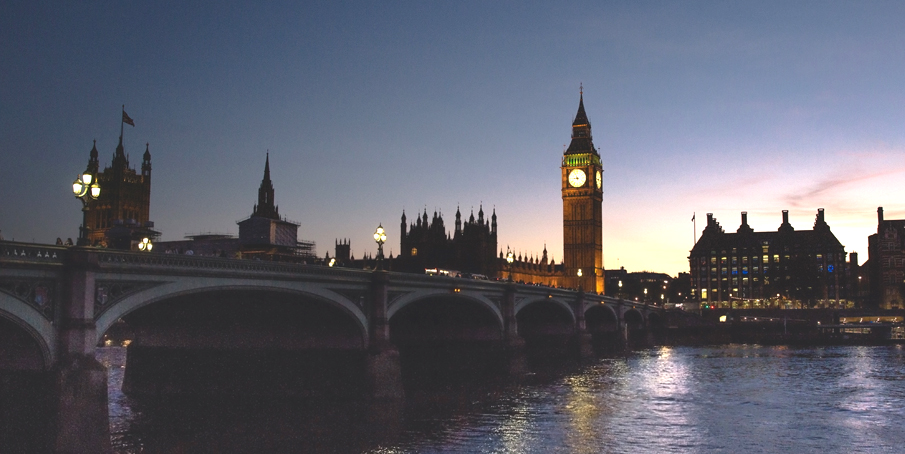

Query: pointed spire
[[565, 86, 598, 156], [253, 153, 278, 219], [573, 84, 589, 128]]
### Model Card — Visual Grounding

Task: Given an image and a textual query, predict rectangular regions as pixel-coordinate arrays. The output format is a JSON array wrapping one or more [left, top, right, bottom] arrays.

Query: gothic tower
[[561, 89, 604, 293], [82, 135, 153, 246]]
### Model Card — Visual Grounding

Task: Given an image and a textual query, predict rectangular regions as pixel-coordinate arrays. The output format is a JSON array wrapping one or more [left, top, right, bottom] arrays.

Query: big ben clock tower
[[562, 88, 604, 293]]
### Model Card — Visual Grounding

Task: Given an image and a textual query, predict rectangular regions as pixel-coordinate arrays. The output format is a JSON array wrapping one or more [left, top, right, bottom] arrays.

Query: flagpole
[[692, 212, 696, 245], [120, 105, 125, 140]]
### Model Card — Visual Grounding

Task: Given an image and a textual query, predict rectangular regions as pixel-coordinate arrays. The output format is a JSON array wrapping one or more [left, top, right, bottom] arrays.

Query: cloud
[[784, 164, 905, 208]]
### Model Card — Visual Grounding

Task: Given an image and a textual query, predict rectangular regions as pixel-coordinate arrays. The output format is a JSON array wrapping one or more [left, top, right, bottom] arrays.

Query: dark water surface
[[97, 345, 905, 453]]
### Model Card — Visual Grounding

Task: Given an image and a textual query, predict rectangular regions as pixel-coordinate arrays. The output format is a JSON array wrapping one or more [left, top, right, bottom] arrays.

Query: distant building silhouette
[[157, 154, 316, 261], [867, 207, 905, 309], [394, 206, 498, 277], [689, 210, 853, 308]]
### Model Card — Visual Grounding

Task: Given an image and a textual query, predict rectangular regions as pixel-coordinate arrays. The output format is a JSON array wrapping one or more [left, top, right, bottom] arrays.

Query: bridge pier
[[54, 249, 111, 454], [573, 292, 595, 361], [503, 283, 527, 375], [367, 270, 403, 399]]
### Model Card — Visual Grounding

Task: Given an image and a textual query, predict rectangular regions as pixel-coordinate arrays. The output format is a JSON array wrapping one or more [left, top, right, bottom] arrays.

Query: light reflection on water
[[98, 345, 905, 453]]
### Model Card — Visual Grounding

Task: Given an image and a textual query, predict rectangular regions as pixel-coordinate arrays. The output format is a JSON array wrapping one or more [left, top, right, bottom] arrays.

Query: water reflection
[[99, 345, 905, 453]]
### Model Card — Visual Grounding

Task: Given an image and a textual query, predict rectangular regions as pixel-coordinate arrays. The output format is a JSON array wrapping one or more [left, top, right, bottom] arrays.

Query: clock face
[[596, 171, 602, 189], [568, 169, 586, 187]]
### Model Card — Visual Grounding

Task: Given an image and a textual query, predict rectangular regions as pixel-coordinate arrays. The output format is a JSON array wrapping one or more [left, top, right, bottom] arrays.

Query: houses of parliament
[[76, 93, 608, 293]]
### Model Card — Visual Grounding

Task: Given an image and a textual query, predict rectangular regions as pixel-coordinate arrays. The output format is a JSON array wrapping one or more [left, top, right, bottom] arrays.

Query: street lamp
[[577, 268, 583, 291], [506, 247, 514, 281], [71, 173, 100, 246], [644, 287, 648, 303], [373, 224, 387, 269], [618, 280, 623, 299], [137, 237, 153, 252]]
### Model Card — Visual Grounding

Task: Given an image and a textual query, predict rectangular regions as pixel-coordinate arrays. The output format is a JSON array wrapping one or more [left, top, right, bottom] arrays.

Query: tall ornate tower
[[82, 136, 154, 246], [561, 89, 604, 293]]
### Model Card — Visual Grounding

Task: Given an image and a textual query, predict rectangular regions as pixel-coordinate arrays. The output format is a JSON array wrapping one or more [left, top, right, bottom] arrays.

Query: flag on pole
[[691, 213, 695, 222], [122, 110, 135, 126]]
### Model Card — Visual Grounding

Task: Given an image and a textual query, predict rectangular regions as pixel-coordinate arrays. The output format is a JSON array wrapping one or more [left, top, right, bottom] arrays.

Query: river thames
[[98, 344, 905, 453]]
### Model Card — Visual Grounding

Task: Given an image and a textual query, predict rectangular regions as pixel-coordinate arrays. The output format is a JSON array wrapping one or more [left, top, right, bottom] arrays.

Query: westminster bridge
[[0, 241, 663, 453]]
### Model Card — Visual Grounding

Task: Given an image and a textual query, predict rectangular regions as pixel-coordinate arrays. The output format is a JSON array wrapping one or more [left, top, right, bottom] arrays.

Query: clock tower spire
[[562, 88, 604, 293]]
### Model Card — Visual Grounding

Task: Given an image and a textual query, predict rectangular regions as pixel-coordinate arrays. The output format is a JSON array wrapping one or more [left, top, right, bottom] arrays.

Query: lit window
[[411, 248, 418, 256]]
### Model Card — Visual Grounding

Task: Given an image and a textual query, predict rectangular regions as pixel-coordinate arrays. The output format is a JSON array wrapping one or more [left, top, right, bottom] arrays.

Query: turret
[[85, 140, 100, 175], [141, 143, 151, 178], [491, 208, 497, 235]]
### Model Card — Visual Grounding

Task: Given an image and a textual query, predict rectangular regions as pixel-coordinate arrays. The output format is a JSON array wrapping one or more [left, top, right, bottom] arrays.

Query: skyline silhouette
[[2, 1, 905, 276]]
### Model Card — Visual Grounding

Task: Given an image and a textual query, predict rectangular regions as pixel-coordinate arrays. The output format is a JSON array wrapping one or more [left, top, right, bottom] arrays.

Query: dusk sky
[[2, 1, 905, 276]]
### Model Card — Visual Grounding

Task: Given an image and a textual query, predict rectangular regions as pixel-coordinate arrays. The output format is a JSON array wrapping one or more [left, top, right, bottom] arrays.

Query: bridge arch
[[95, 280, 369, 345], [387, 289, 503, 327], [514, 296, 575, 322], [0, 292, 54, 369], [515, 296, 576, 345]]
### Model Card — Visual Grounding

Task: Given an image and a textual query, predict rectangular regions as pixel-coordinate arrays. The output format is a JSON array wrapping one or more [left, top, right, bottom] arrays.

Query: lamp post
[[137, 237, 153, 252], [618, 280, 623, 300], [506, 247, 514, 282], [71, 172, 100, 246], [643, 287, 648, 303], [577, 268, 583, 291], [373, 224, 387, 269]]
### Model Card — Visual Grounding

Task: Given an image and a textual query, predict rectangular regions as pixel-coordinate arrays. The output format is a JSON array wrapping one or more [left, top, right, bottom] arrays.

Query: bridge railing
[[0, 241, 67, 264]]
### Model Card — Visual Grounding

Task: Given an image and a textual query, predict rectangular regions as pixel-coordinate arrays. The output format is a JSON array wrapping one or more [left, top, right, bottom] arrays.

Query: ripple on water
[[98, 345, 905, 454]]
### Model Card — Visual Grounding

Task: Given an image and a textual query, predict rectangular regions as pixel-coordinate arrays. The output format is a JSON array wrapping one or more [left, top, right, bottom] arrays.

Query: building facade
[[690, 210, 851, 308], [561, 90, 604, 293], [868, 207, 905, 309], [81, 137, 155, 247]]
